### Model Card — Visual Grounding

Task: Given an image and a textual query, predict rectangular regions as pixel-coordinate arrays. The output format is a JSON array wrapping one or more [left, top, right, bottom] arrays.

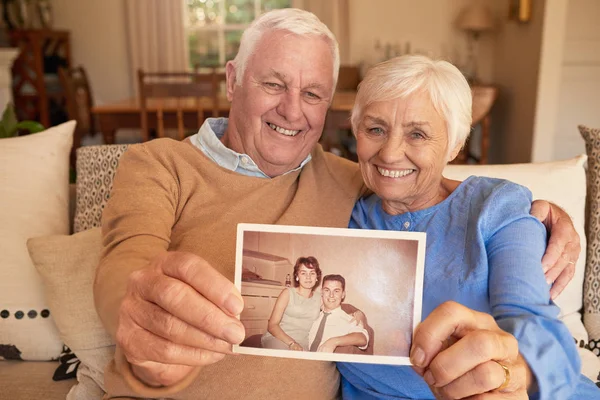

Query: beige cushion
[[27, 227, 114, 394], [444, 155, 587, 321], [68, 363, 107, 400], [0, 121, 75, 361]]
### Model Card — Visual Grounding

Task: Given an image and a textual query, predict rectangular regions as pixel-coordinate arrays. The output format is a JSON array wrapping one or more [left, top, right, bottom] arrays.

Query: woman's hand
[[289, 342, 303, 351], [410, 301, 532, 399]]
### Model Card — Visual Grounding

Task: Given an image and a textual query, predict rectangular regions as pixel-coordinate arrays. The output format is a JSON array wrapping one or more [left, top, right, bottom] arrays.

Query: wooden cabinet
[[240, 283, 285, 337], [9, 29, 71, 127]]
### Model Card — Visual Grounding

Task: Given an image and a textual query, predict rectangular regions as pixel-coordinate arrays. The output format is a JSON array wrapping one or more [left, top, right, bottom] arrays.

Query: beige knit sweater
[[95, 138, 365, 399]]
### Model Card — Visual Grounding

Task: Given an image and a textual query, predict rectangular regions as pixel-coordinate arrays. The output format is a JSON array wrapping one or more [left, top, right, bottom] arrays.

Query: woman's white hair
[[233, 8, 340, 88], [351, 55, 472, 157]]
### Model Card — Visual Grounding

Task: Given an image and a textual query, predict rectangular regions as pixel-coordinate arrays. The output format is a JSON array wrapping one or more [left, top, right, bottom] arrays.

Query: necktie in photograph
[[309, 312, 331, 352]]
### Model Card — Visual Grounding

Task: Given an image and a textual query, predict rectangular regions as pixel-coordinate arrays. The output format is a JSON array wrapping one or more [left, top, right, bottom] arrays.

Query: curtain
[[124, 0, 189, 90], [294, 0, 351, 64]]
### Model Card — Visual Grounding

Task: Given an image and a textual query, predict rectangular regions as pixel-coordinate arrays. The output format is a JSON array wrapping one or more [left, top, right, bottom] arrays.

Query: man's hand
[[530, 200, 581, 299], [350, 310, 366, 328], [116, 251, 245, 387], [410, 301, 531, 399]]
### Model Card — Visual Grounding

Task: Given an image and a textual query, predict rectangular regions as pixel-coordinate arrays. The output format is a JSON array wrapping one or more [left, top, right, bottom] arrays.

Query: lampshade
[[457, 3, 495, 33]]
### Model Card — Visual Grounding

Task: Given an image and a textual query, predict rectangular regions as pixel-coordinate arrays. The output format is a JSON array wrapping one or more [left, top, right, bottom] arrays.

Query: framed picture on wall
[[233, 223, 426, 366]]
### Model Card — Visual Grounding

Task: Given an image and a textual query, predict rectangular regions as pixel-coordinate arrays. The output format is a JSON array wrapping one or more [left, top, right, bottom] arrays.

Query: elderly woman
[[337, 55, 599, 399], [261, 256, 322, 350]]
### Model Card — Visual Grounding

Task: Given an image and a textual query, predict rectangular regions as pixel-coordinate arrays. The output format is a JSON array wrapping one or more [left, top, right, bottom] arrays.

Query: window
[[185, 0, 292, 68]]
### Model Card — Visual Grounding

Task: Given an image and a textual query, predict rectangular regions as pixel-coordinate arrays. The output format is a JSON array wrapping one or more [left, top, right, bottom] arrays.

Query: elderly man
[[94, 8, 580, 400], [308, 275, 368, 353]]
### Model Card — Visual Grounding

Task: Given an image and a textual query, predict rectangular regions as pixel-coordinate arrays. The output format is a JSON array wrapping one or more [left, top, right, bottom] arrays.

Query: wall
[[529, 0, 568, 162], [52, 0, 132, 105], [348, 0, 496, 84], [489, 0, 546, 163], [243, 230, 420, 357], [50, 1, 577, 164], [548, 0, 600, 161]]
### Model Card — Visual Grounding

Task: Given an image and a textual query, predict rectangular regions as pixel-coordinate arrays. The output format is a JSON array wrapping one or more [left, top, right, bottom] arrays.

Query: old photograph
[[233, 223, 426, 365]]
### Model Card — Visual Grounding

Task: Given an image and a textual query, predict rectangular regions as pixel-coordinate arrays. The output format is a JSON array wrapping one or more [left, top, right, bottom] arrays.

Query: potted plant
[[0, 102, 44, 138]]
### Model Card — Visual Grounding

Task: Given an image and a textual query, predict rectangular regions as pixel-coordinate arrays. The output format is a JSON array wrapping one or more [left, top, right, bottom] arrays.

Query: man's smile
[[267, 122, 302, 136]]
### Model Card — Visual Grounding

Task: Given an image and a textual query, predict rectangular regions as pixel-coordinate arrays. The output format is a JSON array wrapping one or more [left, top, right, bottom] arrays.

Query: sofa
[[2, 121, 600, 399]]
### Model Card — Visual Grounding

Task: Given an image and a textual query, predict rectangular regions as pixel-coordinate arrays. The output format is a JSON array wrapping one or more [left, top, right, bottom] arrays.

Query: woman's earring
[[296, 277, 299, 281]]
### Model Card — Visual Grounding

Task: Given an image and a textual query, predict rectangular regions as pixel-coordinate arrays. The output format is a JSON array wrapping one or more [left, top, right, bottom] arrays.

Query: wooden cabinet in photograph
[[240, 282, 285, 337]]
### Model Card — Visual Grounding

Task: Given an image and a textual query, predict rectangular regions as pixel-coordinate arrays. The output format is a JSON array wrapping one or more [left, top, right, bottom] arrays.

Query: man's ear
[[225, 61, 237, 102]]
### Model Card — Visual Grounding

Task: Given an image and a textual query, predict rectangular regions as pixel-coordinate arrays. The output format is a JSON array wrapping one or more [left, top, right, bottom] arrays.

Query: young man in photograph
[[308, 274, 369, 353]]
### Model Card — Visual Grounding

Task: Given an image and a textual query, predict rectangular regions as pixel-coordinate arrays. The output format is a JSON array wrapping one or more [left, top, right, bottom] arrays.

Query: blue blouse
[[340, 176, 599, 400]]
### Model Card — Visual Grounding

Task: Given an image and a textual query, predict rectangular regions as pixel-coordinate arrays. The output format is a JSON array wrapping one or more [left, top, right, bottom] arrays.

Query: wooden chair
[[337, 65, 361, 91], [454, 85, 499, 164], [337, 303, 375, 355], [58, 66, 95, 166], [137, 69, 224, 141], [321, 65, 361, 155]]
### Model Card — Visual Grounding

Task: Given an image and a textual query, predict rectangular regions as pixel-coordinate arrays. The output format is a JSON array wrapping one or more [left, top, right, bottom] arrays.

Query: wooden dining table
[[91, 91, 358, 145]]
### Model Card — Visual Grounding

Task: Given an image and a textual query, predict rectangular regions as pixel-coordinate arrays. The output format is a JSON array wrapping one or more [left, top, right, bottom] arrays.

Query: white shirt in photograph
[[308, 306, 369, 351]]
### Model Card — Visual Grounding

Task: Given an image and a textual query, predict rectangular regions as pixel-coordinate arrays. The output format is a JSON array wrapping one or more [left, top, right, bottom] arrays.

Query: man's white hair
[[351, 55, 472, 158], [233, 8, 340, 89]]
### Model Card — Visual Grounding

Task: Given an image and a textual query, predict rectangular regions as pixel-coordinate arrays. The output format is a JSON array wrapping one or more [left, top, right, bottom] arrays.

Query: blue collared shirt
[[189, 118, 311, 178], [340, 176, 600, 400]]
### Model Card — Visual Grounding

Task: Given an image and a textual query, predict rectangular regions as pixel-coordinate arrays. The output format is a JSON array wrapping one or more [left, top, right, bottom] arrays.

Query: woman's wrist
[[288, 340, 297, 348]]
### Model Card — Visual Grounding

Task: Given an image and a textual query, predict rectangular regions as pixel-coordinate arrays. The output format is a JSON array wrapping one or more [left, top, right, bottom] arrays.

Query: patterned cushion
[[74, 145, 130, 233], [580, 125, 600, 355]]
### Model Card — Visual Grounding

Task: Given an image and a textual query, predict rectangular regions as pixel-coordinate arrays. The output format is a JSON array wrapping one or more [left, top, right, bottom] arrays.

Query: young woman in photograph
[[261, 256, 322, 351]]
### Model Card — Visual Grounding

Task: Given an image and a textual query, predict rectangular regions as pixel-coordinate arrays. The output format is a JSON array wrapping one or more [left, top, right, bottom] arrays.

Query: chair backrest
[[337, 303, 375, 355], [337, 65, 361, 91], [453, 85, 499, 165], [471, 85, 499, 125], [137, 69, 225, 141], [58, 66, 95, 164]]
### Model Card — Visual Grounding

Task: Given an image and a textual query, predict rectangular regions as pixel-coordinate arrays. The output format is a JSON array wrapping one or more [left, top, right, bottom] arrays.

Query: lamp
[[457, 2, 495, 83]]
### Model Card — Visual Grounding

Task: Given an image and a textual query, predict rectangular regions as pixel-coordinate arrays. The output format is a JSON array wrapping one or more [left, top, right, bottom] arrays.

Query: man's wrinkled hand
[[116, 251, 245, 387], [530, 200, 581, 299]]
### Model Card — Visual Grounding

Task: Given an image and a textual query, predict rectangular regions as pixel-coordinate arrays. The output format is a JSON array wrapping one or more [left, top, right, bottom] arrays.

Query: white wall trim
[[530, 0, 569, 162]]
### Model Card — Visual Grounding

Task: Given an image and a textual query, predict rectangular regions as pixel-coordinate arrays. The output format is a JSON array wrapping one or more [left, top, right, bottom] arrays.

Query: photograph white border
[[233, 223, 426, 366]]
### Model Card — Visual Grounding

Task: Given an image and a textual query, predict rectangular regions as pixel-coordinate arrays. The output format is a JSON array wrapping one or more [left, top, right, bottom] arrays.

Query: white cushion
[[444, 155, 588, 339], [0, 121, 75, 360]]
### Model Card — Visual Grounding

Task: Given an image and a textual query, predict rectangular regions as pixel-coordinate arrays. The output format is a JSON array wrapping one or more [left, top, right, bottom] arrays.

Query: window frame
[[185, 0, 269, 67]]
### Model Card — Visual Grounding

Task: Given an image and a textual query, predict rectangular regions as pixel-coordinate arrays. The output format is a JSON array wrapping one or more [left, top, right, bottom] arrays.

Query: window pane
[[261, 0, 292, 13], [189, 30, 220, 68], [225, 30, 244, 62], [187, 0, 224, 27], [225, 0, 254, 24]]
